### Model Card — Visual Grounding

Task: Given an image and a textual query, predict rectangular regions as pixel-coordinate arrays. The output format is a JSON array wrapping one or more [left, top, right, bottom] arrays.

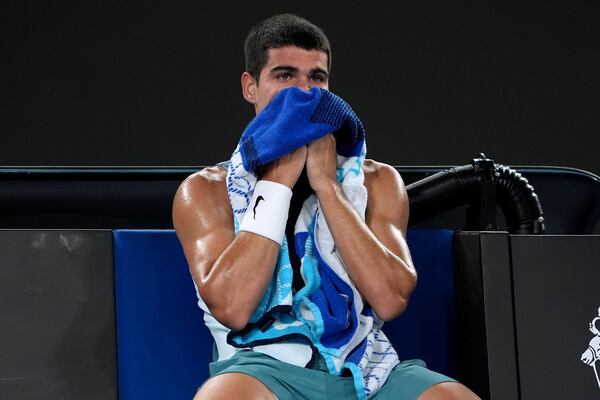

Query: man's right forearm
[[197, 231, 280, 331], [193, 148, 306, 331]]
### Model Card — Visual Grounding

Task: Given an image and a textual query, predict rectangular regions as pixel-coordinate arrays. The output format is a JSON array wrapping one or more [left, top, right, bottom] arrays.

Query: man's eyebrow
[[269, 66, 299, 74], [268, 66, 329, 78], [309, 67, 329, 77]]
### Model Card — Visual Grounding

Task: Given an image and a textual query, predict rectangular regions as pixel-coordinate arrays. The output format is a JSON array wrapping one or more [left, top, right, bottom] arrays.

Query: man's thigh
[[206, 350, 332, 400], [371, 359, 457, 400], [417, 381, 480, 400], [195, 372, 277, 400]]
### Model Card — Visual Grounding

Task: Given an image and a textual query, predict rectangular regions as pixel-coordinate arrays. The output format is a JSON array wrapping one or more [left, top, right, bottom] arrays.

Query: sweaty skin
[[173, 45, 480, 400], [173, 150, 415, 328]]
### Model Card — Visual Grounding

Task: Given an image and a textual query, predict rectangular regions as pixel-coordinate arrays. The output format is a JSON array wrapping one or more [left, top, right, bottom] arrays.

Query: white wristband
[[239, 180, 293, 244]]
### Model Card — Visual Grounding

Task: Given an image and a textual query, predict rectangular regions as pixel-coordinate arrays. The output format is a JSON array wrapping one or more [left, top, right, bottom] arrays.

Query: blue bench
[[113, 229, 455, 400]]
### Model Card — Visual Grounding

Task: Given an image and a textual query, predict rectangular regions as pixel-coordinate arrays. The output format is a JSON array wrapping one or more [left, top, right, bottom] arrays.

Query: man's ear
[[241, 72, 257, 105]]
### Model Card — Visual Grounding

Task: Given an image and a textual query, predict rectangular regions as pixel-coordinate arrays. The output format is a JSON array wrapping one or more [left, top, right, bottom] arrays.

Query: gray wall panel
[[480, 232, 520, 400], [453, 231, 520, 400], [511, 235, 600, 399], [0, 230, 117, 400]]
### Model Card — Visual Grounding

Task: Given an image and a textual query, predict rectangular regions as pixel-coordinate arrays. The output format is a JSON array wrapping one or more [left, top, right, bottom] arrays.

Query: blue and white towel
[[225, 87, 399, 399]]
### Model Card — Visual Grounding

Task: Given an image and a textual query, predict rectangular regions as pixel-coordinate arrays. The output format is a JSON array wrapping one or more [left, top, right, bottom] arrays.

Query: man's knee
[[417, 381, 480, 400], [194, 372, 276, 400]]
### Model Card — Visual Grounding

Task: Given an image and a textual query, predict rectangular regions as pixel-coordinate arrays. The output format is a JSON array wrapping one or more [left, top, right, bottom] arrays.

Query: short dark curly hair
[[244, 14, 332, 82]]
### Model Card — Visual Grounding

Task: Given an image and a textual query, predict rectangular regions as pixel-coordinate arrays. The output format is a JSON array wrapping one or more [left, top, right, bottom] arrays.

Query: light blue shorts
[[207, 350, 456, 399]]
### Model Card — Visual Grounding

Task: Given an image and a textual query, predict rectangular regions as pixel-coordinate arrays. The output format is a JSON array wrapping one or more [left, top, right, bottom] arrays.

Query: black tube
[[406, 155, 545, 234], [494, 164, 545, 234], [406, 165, 479, 224]]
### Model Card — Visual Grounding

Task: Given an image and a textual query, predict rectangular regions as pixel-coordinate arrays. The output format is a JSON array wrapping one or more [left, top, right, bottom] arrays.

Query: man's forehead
[[264, 46, 328, 70]]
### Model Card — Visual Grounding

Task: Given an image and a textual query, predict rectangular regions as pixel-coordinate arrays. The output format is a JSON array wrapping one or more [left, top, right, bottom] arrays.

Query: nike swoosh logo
[[253, 195, 265, 219]]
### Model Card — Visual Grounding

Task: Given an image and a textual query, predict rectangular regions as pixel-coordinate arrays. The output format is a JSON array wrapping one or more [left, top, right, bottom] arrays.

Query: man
[[173, 13, 479, 400]]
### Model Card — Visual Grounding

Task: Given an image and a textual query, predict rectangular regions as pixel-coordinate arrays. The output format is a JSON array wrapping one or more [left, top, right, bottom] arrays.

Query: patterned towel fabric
[[225, 87, 399, 399]]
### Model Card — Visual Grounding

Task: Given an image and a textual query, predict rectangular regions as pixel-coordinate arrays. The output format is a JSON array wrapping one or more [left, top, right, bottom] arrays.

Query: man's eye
[[276, 73, 292, 81], [311, 75, 326, 83]]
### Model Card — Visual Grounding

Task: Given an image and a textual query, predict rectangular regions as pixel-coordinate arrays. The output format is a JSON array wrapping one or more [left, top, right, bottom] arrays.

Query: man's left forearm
[[314, 181, 416, 321]]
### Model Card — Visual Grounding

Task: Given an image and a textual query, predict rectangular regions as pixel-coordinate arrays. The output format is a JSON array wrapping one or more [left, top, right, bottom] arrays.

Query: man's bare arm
[[172, 168, 280, 331], [172, 148, 306, 331], [306, 135, 416, 321]]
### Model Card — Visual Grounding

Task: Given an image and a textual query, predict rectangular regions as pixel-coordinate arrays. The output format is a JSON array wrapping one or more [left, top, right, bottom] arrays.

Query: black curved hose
[[407, 155, 545, 234]]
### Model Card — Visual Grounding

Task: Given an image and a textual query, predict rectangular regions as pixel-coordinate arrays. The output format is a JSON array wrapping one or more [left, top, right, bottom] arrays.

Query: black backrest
[[1, 166, 598, 233]]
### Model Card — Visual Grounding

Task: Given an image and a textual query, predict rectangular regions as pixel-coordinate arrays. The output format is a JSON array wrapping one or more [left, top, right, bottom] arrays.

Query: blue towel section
[[112, 229, 456, 398], [238, 86, 365, 173], [113, 230, 212, 400]]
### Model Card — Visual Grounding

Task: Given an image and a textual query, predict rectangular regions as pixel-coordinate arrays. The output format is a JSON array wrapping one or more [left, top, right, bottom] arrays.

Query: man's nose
[[296, 78, 311, 91]]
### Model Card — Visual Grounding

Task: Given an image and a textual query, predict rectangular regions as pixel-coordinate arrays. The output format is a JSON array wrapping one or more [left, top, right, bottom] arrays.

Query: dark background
[[2, 2, 598, 174]]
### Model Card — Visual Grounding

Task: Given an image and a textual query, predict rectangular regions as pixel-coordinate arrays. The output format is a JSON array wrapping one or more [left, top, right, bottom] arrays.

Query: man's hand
[[306, 134, 337, 193], [262, 146, 307, 189]]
